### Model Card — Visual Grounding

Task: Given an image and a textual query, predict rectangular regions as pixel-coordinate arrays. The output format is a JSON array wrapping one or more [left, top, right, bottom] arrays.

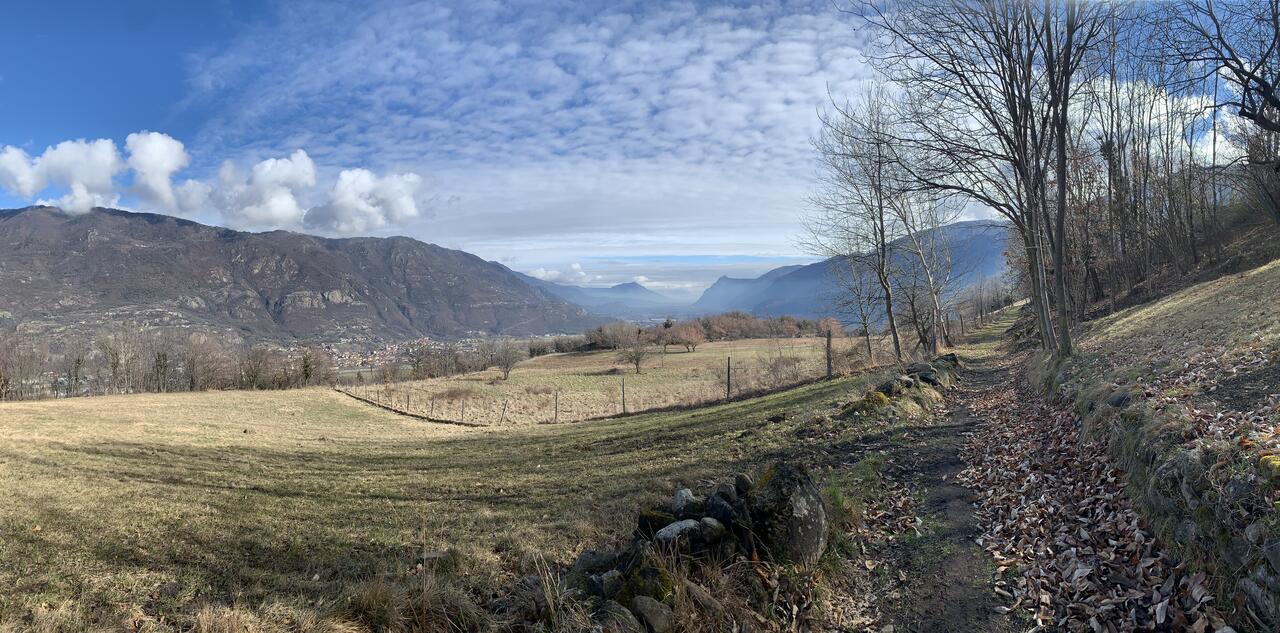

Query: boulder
[[905, 362, 934, 375], [654, 519, 701, 546], [587, 569, 624, 599], [601, 600, 646, 633], [876, 375, 914, 397], [712, 482, 738, 504], [750, 462, 829, 565], [734, 472, 754, 496], [615, 553, 673, 605], [699, 516, 727, 542], [705, 493, 737, 526], [631, 596, 674, 633], [671, 488, 704, 518]]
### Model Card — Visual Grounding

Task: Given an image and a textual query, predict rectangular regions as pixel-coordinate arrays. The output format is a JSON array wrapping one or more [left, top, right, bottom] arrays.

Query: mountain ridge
[[0, 206, 597, 347]]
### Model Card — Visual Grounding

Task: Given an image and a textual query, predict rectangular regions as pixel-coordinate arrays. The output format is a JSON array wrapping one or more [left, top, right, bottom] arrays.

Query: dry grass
[[0, 363, 895, 631], [351, 337, 873, 426]]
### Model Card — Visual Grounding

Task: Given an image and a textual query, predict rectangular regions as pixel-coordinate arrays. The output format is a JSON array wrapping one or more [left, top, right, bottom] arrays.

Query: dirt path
[[840, 352, 1025, 632]]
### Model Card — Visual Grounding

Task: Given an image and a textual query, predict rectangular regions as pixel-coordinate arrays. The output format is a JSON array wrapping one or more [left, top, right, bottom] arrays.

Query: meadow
[[0, 359, 895, 631], [345, 336, 874, 426]]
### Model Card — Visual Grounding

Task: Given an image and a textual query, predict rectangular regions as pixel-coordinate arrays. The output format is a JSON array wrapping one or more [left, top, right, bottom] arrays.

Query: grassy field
[[0, 354, 899, 631], [348, 337, 872, 426]]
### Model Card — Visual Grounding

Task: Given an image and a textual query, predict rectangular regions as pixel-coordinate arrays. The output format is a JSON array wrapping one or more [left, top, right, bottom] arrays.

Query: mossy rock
[[838, 391, 891, 417], [1260, 455, 1280, 481], [613, 556, 673, 607]]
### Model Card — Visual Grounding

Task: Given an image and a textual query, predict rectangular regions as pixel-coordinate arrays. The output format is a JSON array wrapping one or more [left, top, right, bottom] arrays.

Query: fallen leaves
[[957, 371, 1234, 632]]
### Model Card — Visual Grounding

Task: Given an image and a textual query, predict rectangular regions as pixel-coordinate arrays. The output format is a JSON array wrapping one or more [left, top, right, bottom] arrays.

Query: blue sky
[[0, 0, 879, 298]]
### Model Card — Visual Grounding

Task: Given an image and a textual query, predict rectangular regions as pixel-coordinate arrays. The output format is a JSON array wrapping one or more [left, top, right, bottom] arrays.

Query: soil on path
[[843, 354, 1025, 633]]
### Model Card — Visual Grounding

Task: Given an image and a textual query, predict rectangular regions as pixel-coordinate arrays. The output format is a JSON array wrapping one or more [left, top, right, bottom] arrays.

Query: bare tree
[[615, 328, 653, 374], [671, 321, 706, 352], [492, 337, 527, 380], [807, 83, 907, 360], [828, 255, 881, 361]]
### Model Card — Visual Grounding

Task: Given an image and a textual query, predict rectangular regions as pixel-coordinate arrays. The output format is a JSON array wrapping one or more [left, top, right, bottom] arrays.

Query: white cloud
[[213, 149, 316, 227], [303, 168, 423, 234], [0, 138, 125, 214], [126, 131, 190, 212], [0, 147, 40, 198], [179, 1, 872, 253], [527, 262, 597, 284]]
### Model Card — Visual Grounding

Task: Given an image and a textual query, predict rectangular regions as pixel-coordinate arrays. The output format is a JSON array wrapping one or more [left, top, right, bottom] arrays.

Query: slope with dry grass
[[1031, 259, 1280, 630], [0, 361, 901, 631]]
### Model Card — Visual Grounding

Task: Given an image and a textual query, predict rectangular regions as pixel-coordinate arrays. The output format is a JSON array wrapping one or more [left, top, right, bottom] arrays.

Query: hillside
[[691, 220, 1009, 318], [0, 207, 596, 346], [512, 274, 682, 319]]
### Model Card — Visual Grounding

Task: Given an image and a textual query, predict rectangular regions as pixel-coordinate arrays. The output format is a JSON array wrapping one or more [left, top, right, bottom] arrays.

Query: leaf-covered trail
[[859, 310, 1232, 633], [852, 350, 1024, 632]]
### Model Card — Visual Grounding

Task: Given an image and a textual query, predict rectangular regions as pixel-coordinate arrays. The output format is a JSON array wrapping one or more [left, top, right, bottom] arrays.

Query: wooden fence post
[[499, 400, 508, 425], [554, 390, 559, 424], [825, 330, 833, 379], [726, 356, 732, 399], [621, 377, 627, 414]]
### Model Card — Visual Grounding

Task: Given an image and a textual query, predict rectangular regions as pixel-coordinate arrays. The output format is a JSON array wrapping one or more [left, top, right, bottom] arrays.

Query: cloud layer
[[2, 1, 875, 289], [0, 134, 424, 232]]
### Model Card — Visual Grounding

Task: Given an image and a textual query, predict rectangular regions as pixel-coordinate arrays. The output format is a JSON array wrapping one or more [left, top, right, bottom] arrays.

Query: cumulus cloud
[[0, 147, 40, 197], [527, 262, 598, 284], [213, 149, 316, 226], [303, 168, 423, 234], [125, 131, 190, 211], [0, 138, 124, 214]]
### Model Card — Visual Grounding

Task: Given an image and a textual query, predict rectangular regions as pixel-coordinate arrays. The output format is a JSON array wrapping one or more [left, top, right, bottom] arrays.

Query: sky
[[0, 0, 883, 300]]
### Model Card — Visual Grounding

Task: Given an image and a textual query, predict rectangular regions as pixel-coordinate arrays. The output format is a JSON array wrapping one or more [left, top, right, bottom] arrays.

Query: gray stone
[[599, 569, 623, 598], [905, 362, 933, 374], [913, 370, 942, 387], [1105, 392, 1130, 408], [671, 488, 703, 518], [734, 472, 754, 496], [706, 493, 737, 526], [631, 596, 673, 633], [1246, 521, 1269, 545], [572, 549, 618, 574], [713, 482, 738, 504], [654, 519, 701, 546], [749, 462, 829, 564], [700, 516, 727, 542], [601, 600, 645, 633]]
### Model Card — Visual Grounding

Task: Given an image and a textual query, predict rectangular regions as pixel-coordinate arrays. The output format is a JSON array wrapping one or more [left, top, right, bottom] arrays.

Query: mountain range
[[512, 273, 685, 319], [0, 208, 1008, 348], [0, 206, 596, 347], [686, 220, 1009, 318]]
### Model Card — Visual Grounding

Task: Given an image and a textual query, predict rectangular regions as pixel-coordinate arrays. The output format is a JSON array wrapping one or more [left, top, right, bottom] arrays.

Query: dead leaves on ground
[[957, 379, 1235, 632]]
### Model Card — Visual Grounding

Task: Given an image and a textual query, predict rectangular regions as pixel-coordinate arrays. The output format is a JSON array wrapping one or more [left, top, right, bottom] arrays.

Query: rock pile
[[549, 462, 829, 632]]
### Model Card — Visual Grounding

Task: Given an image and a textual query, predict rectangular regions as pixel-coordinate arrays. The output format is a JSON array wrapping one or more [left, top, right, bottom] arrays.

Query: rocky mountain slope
[[0, 206, 596, 347]]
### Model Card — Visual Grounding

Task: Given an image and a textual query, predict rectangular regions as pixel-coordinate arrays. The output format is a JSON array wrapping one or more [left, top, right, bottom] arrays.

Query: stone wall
[[1037, 357, 1280, 631]]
